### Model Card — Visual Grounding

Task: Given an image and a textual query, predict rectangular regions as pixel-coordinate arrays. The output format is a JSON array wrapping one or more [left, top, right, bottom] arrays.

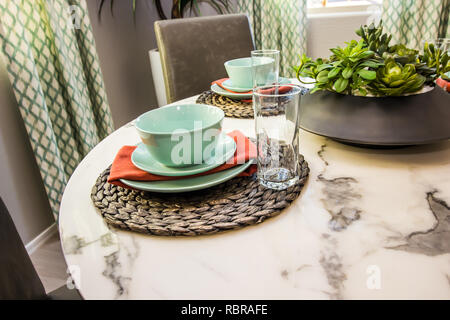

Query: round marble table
[[59, 95, 450, 300]]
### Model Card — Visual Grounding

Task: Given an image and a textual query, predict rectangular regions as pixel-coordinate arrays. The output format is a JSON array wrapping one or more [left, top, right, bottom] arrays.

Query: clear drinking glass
[[253, 84, 303, 190], [251, 49, 280, 88]]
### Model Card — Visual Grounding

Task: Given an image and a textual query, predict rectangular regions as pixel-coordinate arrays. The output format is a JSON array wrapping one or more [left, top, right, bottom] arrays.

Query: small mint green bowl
[[135, 104, 224, 167], [224, 57, 274, 88]]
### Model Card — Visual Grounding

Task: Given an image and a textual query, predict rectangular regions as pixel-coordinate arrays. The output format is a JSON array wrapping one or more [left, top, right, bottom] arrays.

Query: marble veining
[[317, 143, 362, 231], [279, 264, 312, 284], [61, 225, 140, 299], [123, 120, 136, 128], [389, 191, 450, 256], [62, 235, 86, 255], [103, 251, 131, 299], [62, 232, 116, 255], [101, 233, 140, 299], [319, 234, 347, 299]]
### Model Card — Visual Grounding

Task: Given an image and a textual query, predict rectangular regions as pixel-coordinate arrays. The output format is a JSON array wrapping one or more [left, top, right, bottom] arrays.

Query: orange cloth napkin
[[257, 85, 295, 95], [108, 130, 257, 189], [436, 77, 450, 92]]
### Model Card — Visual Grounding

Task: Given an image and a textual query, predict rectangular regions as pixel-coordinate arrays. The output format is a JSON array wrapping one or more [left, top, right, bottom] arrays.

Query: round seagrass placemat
[[196, 91, 289, 119], [91, 156, 309, 237], [196, 91, 254, 118]]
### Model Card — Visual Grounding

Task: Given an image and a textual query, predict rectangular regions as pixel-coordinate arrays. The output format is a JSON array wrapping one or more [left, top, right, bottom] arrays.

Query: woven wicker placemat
[[196, 91, 289, 119], [91, 156, 309, 237], [196, 91, 254, 118]]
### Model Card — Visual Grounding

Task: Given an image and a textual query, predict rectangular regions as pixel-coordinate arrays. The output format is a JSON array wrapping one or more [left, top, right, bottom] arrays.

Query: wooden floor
[[29, 233, 67, 293]]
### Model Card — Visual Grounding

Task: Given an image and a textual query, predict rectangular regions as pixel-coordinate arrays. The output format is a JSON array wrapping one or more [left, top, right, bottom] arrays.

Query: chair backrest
[[0, 197, 47, 299], [155, 14, 255, 103]]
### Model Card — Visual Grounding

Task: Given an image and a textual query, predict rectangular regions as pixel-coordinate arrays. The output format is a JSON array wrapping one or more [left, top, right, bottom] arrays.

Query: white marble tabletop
[[59, 94, 450, 300]]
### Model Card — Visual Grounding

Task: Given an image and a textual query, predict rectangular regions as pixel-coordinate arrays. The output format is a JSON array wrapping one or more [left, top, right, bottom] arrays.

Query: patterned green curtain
[[382, 0, 450, 49], [0, 0, 114, 219], [237, 0, 307, 77]]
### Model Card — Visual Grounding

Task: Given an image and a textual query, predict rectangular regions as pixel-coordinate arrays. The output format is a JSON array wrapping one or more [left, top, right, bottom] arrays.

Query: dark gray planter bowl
[[300, 87, 450, 146]]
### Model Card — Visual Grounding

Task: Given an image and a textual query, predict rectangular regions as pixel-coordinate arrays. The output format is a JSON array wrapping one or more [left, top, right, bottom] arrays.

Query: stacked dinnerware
[[210, 50, 289, 100], [107, 104, 256, 193]]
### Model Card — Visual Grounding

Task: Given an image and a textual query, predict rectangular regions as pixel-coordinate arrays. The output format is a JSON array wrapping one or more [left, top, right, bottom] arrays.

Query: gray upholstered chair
[[0, 197, 82, 300], [155, 14, 255, 103]]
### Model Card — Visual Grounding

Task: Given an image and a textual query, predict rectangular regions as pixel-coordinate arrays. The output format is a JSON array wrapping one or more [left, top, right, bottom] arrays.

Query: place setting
[[197, 49, 294, 118], [105, 104, 256, 193], [91, 102, 309, 236], [91, 54, 310, 236]]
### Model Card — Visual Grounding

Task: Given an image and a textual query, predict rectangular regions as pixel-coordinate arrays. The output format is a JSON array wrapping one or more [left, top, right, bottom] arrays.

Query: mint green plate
[[222, 77, 290, 92], [212, 77, 291, 99], [132, 133, 236, 177], [211, 84, 252, 100], [222, 79, 253, 92], [120, 159, 254, 193]]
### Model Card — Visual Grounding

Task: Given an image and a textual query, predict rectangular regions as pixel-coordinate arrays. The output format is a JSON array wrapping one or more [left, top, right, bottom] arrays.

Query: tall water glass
[[251, 49, 279, 88], [253, 85, 303, 190]]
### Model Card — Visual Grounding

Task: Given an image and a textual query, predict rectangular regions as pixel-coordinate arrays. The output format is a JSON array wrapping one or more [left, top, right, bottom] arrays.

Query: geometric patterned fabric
[[237, 0, 308, 77], [382, 0, 450, 50], [0, 0, 114, 219]]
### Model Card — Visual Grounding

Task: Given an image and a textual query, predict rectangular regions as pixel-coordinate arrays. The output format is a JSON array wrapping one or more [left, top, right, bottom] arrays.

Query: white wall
[[86, 0, 223, 128], [85, 0, 169, 128], [307, 11, 374, 59]]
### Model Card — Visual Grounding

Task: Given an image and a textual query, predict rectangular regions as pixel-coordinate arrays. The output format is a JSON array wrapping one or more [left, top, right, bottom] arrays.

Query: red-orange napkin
[[257, 85, 295, 95], [436, 77, 450, 92], [108, 130, 257, 189]]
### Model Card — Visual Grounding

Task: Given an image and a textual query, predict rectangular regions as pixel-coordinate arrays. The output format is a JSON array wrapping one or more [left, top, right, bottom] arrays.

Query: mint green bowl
[[135, 104, 224, 167], [224, 57, 274, 89]]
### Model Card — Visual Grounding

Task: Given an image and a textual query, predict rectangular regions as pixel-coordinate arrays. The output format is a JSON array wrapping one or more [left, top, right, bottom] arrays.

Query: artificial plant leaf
[[342, 67, 353, 79], [358, 69, 377, 80], [330, 48, 341, 57], [334, 77, 348, 93], [358, 87, 368, 96], [328, 67, 341, 78], [357, 51, 375, 59], [316, 70, 330, 83], [317, 63, 333, 72], [389, 79, 406, 87], [359, 60, 383, 68]]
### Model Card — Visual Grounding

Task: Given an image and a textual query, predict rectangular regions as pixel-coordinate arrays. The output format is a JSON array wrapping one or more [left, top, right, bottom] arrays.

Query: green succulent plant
[[356, 21, 392, 56], [420, 42, 450, 79], [295, 39, 382, 95], [328, 39, 382, 95], [293, 21, 450, 97], [383, 44, 418, 64], [294, 55, 326, 85], [369, 58, 426, 96], [382, 44, 438, 84]]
